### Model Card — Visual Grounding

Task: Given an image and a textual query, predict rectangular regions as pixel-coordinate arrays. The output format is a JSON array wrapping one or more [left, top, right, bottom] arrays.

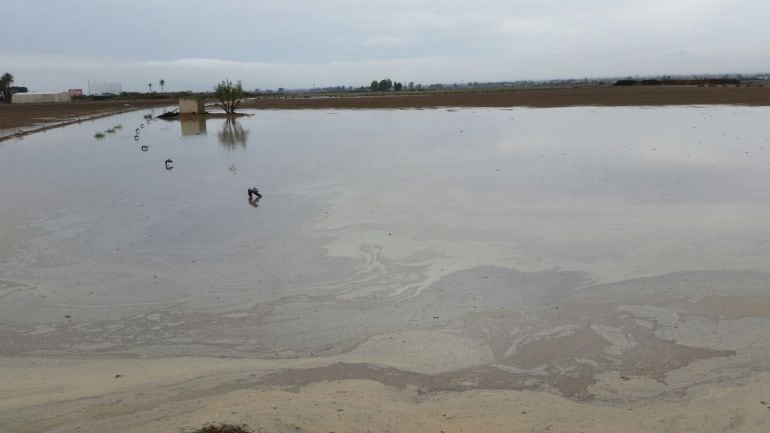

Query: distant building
[[68, 89, 83, 97], [13, 91, 72, 104]]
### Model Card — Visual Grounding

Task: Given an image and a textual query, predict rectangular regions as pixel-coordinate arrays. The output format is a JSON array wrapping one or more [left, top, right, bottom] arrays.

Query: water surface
[[2, 106, 770, 402]]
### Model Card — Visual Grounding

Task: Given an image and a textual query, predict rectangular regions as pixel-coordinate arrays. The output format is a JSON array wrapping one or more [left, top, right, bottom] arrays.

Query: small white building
[[13, 91, 72, 104]]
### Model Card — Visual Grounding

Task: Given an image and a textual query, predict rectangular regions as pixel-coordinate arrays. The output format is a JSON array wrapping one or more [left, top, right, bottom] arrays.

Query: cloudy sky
[[3, 0, 769, 92]]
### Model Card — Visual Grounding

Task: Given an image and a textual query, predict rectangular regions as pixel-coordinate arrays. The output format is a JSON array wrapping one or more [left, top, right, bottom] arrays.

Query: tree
[[215, 79, 244, 115], [378, 78, 392, 91], [159, 79, 165, 93], [370, 80, 379, 92], [0, 72, 14, 103], [408, 81, 415, 91], [148, 83, 152, 93], [394, 82, 403, 91]]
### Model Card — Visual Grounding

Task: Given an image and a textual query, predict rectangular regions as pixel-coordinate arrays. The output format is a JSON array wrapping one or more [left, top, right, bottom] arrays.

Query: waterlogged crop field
[[2, 106, 770, 433]]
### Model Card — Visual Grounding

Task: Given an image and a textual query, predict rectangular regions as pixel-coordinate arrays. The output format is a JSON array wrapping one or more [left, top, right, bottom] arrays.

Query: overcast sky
[[3, 0, 770, 92]]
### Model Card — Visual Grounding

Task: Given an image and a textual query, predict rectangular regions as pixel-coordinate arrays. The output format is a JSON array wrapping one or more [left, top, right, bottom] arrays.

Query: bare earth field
[[243, 85, 770, 109], [0, 99, 174, 140]]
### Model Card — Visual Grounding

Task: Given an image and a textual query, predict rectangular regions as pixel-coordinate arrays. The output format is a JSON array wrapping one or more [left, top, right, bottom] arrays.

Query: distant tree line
[[614, 78, 742, 87], [369, 78, 420, 92]]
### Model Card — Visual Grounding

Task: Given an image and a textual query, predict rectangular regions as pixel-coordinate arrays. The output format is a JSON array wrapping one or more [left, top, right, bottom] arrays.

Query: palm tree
[[0, 72, 14, 103], [159, 79, 165, 94], [148, 83, 153, 93]]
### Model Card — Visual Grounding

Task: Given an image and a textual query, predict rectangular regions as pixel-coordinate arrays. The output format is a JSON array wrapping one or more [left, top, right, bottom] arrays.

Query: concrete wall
[[179, 97, 204, 114], [13, 92, 72, 104]]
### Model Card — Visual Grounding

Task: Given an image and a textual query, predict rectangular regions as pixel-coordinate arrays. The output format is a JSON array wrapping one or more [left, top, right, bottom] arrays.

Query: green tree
[[0, 72, 14, 103], [370, 80, 379, 91], [378, 78, 392, 91], [159, 79, 165, 93], [148, 82, 152, 93], [394, 82, 403, 91], [215, 79, 244, 114]]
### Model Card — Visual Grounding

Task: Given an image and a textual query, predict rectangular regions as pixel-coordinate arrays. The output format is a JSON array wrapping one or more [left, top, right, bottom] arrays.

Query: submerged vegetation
[[94, 132, 105, 139]]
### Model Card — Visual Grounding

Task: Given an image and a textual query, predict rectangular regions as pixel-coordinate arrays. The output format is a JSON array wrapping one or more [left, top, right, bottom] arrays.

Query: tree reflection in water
[[218, 118, 249, 149]]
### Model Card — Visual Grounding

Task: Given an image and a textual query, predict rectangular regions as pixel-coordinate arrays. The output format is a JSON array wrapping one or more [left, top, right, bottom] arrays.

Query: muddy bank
[[0, 99, 175, 141], [3, 354, 770, 433]]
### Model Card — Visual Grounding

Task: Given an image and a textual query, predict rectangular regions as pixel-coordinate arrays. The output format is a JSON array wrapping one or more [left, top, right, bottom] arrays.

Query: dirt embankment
[[0, 99, 175, 141]]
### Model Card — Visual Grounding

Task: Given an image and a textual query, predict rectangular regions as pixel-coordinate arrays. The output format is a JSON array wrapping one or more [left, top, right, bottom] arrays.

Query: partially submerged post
[[248, 187, 262, 200]]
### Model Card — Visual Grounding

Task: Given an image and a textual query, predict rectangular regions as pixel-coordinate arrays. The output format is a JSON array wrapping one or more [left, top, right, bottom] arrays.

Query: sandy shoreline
[[3, 353, 770, 433]]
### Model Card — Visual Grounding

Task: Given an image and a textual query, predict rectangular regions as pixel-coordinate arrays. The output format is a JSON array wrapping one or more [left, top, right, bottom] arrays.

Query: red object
[[68, 89, 83, 96]]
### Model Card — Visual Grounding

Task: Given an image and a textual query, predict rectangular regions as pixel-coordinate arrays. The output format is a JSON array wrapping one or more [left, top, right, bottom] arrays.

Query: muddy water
[[2, 107, 770, 430]]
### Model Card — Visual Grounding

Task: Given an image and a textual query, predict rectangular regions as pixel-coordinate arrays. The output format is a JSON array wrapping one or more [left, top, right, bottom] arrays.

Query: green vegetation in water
[[114, 124, 122, 129], [94, 132, 106, 139], [105, 128, 116, 134]]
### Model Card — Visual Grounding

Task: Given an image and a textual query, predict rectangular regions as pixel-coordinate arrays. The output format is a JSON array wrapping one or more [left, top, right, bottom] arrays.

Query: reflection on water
[[218, 118, 249, 149], [180, 118, 207, 136], [3, 106, 770, 350]]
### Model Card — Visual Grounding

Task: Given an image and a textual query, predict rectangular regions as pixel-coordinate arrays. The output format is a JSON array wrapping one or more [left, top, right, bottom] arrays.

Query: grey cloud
[[4, 0, 769, 91]]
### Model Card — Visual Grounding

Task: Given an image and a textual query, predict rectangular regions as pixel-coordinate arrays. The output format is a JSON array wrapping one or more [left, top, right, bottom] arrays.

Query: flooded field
[[3, 106, 770, 432]]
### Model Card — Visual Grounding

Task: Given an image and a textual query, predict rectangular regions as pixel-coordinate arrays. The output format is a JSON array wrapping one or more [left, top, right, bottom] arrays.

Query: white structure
[[179, 97, 204, 114], [13, 91, 72, 104]]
